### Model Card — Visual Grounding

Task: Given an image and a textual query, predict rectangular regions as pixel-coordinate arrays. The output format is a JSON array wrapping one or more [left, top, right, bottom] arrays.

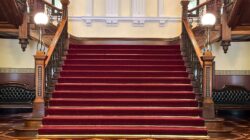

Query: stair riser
[[69, 45, 181, 50], [67, 50, 181, 54], [46, 109, 202, 116], [64, 60, 185, 65], [57, 78, 191, 84], [43, 119, 204, 126], [62, 66, 187, 71], [52, 93, 196, 99], [39, 128, 207, 135], [60, 72, 189, 77], [66, 55, 183, 60], [49, 100, 198, 107], [54, 85, 193, 91]]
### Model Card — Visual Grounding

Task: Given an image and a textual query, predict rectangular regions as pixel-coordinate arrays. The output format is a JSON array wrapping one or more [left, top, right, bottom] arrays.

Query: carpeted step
[[46, 107, 202, 116], [49, 98, 198, 107], [52, 91, 196, 99], [62, 65, 186, 71], [60, 70, 189, 77], [42, 116, 204, 126], [39, 44, 207, 137], [67, 49, 181, 54], [38, 125, 207, 135], [64, 59, 185, 65], [66, 54, 183, 60], [57, 77, 191, 84], [54, 83, 193, 91], [69, 44, 181, 50]]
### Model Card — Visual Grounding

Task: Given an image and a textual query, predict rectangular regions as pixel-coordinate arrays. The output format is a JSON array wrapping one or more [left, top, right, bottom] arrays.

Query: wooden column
[[60, 0, 70, 19], [180, 0, 189, 51], [221, 4, 231, 53], [60, 0, 70, 51], [181, 0, 190, 20], [201, 51, 215, 119], [33, 51, 46, 118]]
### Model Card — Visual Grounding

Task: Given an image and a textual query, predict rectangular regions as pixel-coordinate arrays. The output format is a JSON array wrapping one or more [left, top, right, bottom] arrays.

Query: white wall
[[212, 42, 250, 70], [0, 39, 36, 68], [68, 0, 182, 38]]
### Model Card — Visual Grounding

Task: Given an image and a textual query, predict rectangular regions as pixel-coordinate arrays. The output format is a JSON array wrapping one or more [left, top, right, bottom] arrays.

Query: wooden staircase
[[38, 44, 208, 139]]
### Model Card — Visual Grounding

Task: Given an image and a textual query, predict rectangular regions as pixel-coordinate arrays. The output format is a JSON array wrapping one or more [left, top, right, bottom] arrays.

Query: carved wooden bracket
[[221, 40, 230, 53]]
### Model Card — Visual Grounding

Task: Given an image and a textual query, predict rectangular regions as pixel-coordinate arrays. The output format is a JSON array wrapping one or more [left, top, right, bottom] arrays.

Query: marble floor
[[0, 110, 250, 140]]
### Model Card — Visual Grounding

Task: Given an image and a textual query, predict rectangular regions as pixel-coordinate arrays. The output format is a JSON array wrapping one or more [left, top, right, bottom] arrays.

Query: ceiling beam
[[232, 30, 250, 35], [0, 28, 19, 33]]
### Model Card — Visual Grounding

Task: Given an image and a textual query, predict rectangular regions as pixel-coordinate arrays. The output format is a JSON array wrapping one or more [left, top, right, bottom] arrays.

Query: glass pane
[[53, 0, 62, 9], [188, 0, 199, 15]]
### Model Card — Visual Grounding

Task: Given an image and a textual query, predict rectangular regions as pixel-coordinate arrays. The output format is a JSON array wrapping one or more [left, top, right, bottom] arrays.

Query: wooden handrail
[[188, 0, 213, 13], [182, 19, 203, 67], [42, 0, 62, 12], [45, 19, 66, 67]]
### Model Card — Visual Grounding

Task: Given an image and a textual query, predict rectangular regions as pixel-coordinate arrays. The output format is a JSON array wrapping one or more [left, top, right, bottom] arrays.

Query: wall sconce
[[201, 13, 216, 52], [34, 12, 49, 52]]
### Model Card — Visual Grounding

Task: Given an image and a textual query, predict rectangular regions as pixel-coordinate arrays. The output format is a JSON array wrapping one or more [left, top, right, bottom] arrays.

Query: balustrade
[[181, 0, 218, 119]]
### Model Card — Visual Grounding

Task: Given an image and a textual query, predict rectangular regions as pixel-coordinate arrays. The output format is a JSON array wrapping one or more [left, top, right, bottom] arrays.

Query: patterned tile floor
[[0, 110, 250, 140]]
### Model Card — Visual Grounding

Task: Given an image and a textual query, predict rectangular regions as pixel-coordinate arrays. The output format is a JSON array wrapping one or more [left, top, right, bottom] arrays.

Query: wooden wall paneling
[[214, 75, 250, 90], [0, 73, 35, 89]]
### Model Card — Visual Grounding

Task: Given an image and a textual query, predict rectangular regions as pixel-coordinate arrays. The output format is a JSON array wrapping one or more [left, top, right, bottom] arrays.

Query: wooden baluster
[[201, 51, 215, 119]]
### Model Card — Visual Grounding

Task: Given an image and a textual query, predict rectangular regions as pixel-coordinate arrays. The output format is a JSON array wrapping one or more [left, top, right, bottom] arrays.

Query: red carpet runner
[[39, 44, 207, 136]]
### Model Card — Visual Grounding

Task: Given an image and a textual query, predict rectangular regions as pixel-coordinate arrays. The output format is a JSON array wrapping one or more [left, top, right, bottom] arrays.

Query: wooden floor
[[0, 110, 250, 140]]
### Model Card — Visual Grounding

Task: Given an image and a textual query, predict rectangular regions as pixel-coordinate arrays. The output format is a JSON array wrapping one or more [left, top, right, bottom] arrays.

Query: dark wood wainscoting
[[0, 73, 35, 89], [214, 75, 250, 90]]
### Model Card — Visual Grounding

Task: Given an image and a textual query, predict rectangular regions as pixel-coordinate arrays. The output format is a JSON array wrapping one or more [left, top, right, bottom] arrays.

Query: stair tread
[[65, 59, 183, 61], [45, 115, 201, 117], [70, 44, 180, 48], [56, 83, 192, 86], [67, 54, 182, 56], [53, 90, 194, 94], [48, 107, 200, 110], [45, 115, 202, 119], [63, 64, 185, 66], [61, 70, 187, 72], [50, 98, 196, 101], [40, 125, 206, 130], [58, 77, 190, 79], [68, 49, 180, 51], [49, 98, 198, 107], [39, 125, 207, 135], [43, 116, 204, 125]]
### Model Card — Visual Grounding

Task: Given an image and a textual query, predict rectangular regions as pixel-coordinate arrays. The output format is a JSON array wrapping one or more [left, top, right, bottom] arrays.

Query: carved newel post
[[33, 51, 47, 118], [201, 51, 215, 119]]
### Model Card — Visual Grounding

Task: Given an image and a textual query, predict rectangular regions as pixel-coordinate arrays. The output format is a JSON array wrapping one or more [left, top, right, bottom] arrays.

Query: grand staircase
[[38, 44, 208, 138]]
